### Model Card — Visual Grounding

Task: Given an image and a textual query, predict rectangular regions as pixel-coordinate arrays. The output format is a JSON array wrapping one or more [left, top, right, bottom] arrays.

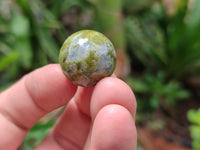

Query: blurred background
[[0, 0, 200, 149]]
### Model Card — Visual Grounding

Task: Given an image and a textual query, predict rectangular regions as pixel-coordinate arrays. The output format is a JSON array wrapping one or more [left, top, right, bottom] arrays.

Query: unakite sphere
[[59, 30, 116, 87]]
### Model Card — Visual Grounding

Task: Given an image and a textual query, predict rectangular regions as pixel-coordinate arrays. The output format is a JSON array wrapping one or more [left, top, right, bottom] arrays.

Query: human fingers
[[36, 77, 136, 150], [0, 64, 77, 149], [36, 87, 94, 150], [84, 77, 137, 149]]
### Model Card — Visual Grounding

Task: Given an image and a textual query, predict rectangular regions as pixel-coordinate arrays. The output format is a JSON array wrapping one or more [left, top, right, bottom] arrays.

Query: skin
[[0, 64, 137, 150]]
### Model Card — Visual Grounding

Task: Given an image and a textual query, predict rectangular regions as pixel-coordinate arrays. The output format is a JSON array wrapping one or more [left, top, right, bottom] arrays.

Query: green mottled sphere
[[59, 30, 116, 87]]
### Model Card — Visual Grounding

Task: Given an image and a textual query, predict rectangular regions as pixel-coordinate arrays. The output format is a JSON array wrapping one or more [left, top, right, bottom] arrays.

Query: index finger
[[0, 64, 77, 149]]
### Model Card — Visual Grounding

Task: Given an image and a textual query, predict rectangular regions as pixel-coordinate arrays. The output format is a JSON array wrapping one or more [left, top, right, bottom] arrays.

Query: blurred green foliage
[[22, 120, 55, 150], [187, 109, 200, 150], [0, 0, 61, 89], [125, 0, 200, 114], [126, 0, 200, 80], [126, 72, 190, 111]]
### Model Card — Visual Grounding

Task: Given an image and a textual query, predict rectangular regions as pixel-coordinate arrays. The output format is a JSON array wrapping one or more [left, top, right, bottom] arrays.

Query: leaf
[[150, 95, 160, 109], [36, 29, 59, 62], [188, 109, 200, 125], [186, 0, 200, 29], [10, 12, 30, 37], [189, 125, 200, 140], [10, 13, 33, 68], [23, 121, 55, 149], [125, 77, 150, 93], [125, 15, 166, 69], [0, 51, 19, 72]]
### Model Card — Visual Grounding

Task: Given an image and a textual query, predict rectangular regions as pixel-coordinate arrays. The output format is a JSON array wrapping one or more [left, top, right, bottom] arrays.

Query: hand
[[0, 64, 137, 150]]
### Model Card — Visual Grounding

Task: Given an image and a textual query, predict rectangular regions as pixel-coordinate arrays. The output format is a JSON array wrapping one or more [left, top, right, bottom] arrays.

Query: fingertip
[[91, 104, 137, 150], [91, 77, 136, 120]]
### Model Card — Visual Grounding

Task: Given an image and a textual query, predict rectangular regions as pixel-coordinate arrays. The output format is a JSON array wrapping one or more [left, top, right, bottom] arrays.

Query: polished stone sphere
[[59, 30, 116, 87]]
